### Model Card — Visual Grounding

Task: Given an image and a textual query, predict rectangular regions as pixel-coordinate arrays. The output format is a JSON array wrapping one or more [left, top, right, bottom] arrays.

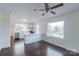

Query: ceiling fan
[[33, 3, 64, 16]]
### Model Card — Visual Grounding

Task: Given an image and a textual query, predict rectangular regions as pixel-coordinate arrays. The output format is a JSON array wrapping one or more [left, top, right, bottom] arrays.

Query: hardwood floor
[[0, 40, 79, 56]]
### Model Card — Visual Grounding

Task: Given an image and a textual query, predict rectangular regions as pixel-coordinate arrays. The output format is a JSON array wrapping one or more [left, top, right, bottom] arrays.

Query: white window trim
[[47, 21, 64, 39]]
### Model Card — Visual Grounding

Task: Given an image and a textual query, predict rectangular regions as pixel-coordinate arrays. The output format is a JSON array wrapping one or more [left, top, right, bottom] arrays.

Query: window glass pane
[[47, 21, 64, 39]]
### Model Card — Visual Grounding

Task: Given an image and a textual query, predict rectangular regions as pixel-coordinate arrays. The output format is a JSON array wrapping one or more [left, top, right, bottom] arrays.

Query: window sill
[[47, 34, 64, 39]]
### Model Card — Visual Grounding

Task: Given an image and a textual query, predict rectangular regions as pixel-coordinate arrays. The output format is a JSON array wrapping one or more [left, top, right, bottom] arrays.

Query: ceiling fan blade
[[39, 9, 45, 11], [34, 9, 45, 11], [50, 3, 64, 9], [42, 13, 45, 16], [51, 11, 56, 14]]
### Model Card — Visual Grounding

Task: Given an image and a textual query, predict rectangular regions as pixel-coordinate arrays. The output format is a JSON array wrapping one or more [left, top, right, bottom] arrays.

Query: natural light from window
[[15, 24, 27, 32], [47, 21, 64, 39]]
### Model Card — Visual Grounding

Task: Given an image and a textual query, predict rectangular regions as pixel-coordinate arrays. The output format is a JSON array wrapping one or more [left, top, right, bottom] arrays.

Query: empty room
[[0, 3, 79, 56]]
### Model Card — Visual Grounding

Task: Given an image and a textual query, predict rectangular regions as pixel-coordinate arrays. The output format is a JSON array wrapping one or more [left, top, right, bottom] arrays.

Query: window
[[47, 21, 64, 39], [15, 24, 27, 32]]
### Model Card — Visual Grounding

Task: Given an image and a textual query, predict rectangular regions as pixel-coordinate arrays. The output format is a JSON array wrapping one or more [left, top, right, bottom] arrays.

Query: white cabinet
[[24, 34, 43, 44]]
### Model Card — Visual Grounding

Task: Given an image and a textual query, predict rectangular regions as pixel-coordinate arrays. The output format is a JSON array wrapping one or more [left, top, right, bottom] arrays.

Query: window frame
[[47, 21, 64, 39]]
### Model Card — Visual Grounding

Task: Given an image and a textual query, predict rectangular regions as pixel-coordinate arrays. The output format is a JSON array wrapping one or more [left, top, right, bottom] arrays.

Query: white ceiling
[[0, 3, 79, 23]]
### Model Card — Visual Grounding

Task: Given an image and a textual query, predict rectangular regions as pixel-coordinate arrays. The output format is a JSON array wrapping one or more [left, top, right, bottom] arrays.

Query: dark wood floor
[[0, 40, 79, 56]]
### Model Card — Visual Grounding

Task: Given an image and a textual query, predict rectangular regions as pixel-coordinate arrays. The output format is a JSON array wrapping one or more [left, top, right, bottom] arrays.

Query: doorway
[[10, 24, 27, 55]]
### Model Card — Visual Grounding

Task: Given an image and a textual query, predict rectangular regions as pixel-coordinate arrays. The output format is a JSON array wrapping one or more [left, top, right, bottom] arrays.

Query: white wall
[[0, 8, 2, 50], [39, 10, 79, 53], [0, 8, 10, 49], [32, 20, 47, 34]]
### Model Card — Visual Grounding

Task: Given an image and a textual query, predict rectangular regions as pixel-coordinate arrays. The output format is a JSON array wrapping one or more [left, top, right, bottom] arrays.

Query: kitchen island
[[24, 34, 44, 44]]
